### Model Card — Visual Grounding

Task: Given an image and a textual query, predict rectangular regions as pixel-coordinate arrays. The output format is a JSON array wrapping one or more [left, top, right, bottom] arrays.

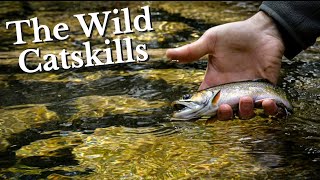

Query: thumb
[[166, 32, 213, 63]]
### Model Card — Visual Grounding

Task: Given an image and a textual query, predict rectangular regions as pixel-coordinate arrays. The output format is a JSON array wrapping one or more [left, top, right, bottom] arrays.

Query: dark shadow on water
[[1, 169, 93, 180], [19, 147, 78, 168]]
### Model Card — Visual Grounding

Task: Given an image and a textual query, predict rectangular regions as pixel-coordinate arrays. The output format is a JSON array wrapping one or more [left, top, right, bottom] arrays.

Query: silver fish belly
[[172, 80, 293, 120]]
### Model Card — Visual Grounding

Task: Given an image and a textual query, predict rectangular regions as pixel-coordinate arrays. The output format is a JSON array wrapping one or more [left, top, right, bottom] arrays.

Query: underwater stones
[[0, 105, 59, 135], [73, 126, 265, 179], [116, 21, 196, 45], [15, 135, 83, 158], [138, 69, 205, 88], [69, 95, 168, 120], [155, 2, 258, 25], [0, 105, 59, 151], [0, 2, 26, 19], [11, 72, 83, 83], [0, 139, 10, 153]]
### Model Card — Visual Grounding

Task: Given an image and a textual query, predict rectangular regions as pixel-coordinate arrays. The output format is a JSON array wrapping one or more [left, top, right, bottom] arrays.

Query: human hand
[[166, 11, 285, 120], [217, 96, 279, 120]]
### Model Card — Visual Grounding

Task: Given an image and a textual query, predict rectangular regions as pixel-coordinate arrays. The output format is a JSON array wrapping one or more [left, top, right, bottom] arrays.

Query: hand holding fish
[[171, 80, 292, 121], [166, 11, 286, 120]]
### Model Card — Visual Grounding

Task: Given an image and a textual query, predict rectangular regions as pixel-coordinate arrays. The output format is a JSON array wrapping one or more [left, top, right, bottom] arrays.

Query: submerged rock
[[73, 124, 266, 179], [68, 95, 168, 121], [0, 105, 59, 152], [16, 134, 83, 158], [138, 68, 204, 88], [155, 1, 259, 25]]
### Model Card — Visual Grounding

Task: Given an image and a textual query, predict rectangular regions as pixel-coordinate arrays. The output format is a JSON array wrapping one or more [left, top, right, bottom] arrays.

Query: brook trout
[[172, 80, 293, 120]]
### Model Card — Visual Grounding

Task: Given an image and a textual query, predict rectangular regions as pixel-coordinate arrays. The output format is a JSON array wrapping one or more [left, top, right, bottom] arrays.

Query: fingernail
[[239, 99, 255, 119], [242, 103, 251, 111], [240, 97, 254, 111], [262, 99, 278, 116], [217, 104, 233, 121]]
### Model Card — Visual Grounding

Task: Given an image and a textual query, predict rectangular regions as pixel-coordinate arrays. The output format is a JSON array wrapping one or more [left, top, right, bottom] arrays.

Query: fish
[[172, 80, 293, 120]]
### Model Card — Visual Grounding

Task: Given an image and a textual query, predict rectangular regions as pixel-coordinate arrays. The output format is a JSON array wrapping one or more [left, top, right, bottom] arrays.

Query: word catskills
[[6, 6, 153, 73]]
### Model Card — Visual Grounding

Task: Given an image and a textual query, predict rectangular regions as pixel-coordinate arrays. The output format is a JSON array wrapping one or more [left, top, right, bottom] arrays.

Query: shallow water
[[0, 1, 319, 179]]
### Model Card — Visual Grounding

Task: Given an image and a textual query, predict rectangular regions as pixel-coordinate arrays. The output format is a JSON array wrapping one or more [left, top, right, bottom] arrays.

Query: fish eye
[[182, 94, 192, 100]]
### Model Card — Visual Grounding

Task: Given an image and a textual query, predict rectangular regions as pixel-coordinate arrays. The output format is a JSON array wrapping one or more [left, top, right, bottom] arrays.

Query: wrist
[[249, 11, 284, 45]]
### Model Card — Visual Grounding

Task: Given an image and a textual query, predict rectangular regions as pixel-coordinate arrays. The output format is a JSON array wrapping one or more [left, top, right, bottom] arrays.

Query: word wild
[[6, 6, 153, 73]]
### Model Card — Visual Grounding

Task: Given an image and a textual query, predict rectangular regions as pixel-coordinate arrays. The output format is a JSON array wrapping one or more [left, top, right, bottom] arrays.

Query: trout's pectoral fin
[[211, 90, 221, 105]]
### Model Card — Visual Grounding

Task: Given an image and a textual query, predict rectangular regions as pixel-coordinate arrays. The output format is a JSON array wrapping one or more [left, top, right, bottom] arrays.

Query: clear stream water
[[0, 1, 319, 179]]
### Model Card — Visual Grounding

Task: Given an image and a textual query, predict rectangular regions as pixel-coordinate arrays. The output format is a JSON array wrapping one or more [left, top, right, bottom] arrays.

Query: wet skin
[[217, 96, 278, 120]]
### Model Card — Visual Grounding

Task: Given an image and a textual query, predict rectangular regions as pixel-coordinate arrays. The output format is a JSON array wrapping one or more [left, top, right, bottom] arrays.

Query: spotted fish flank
[[172, 80, 293, 120]]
